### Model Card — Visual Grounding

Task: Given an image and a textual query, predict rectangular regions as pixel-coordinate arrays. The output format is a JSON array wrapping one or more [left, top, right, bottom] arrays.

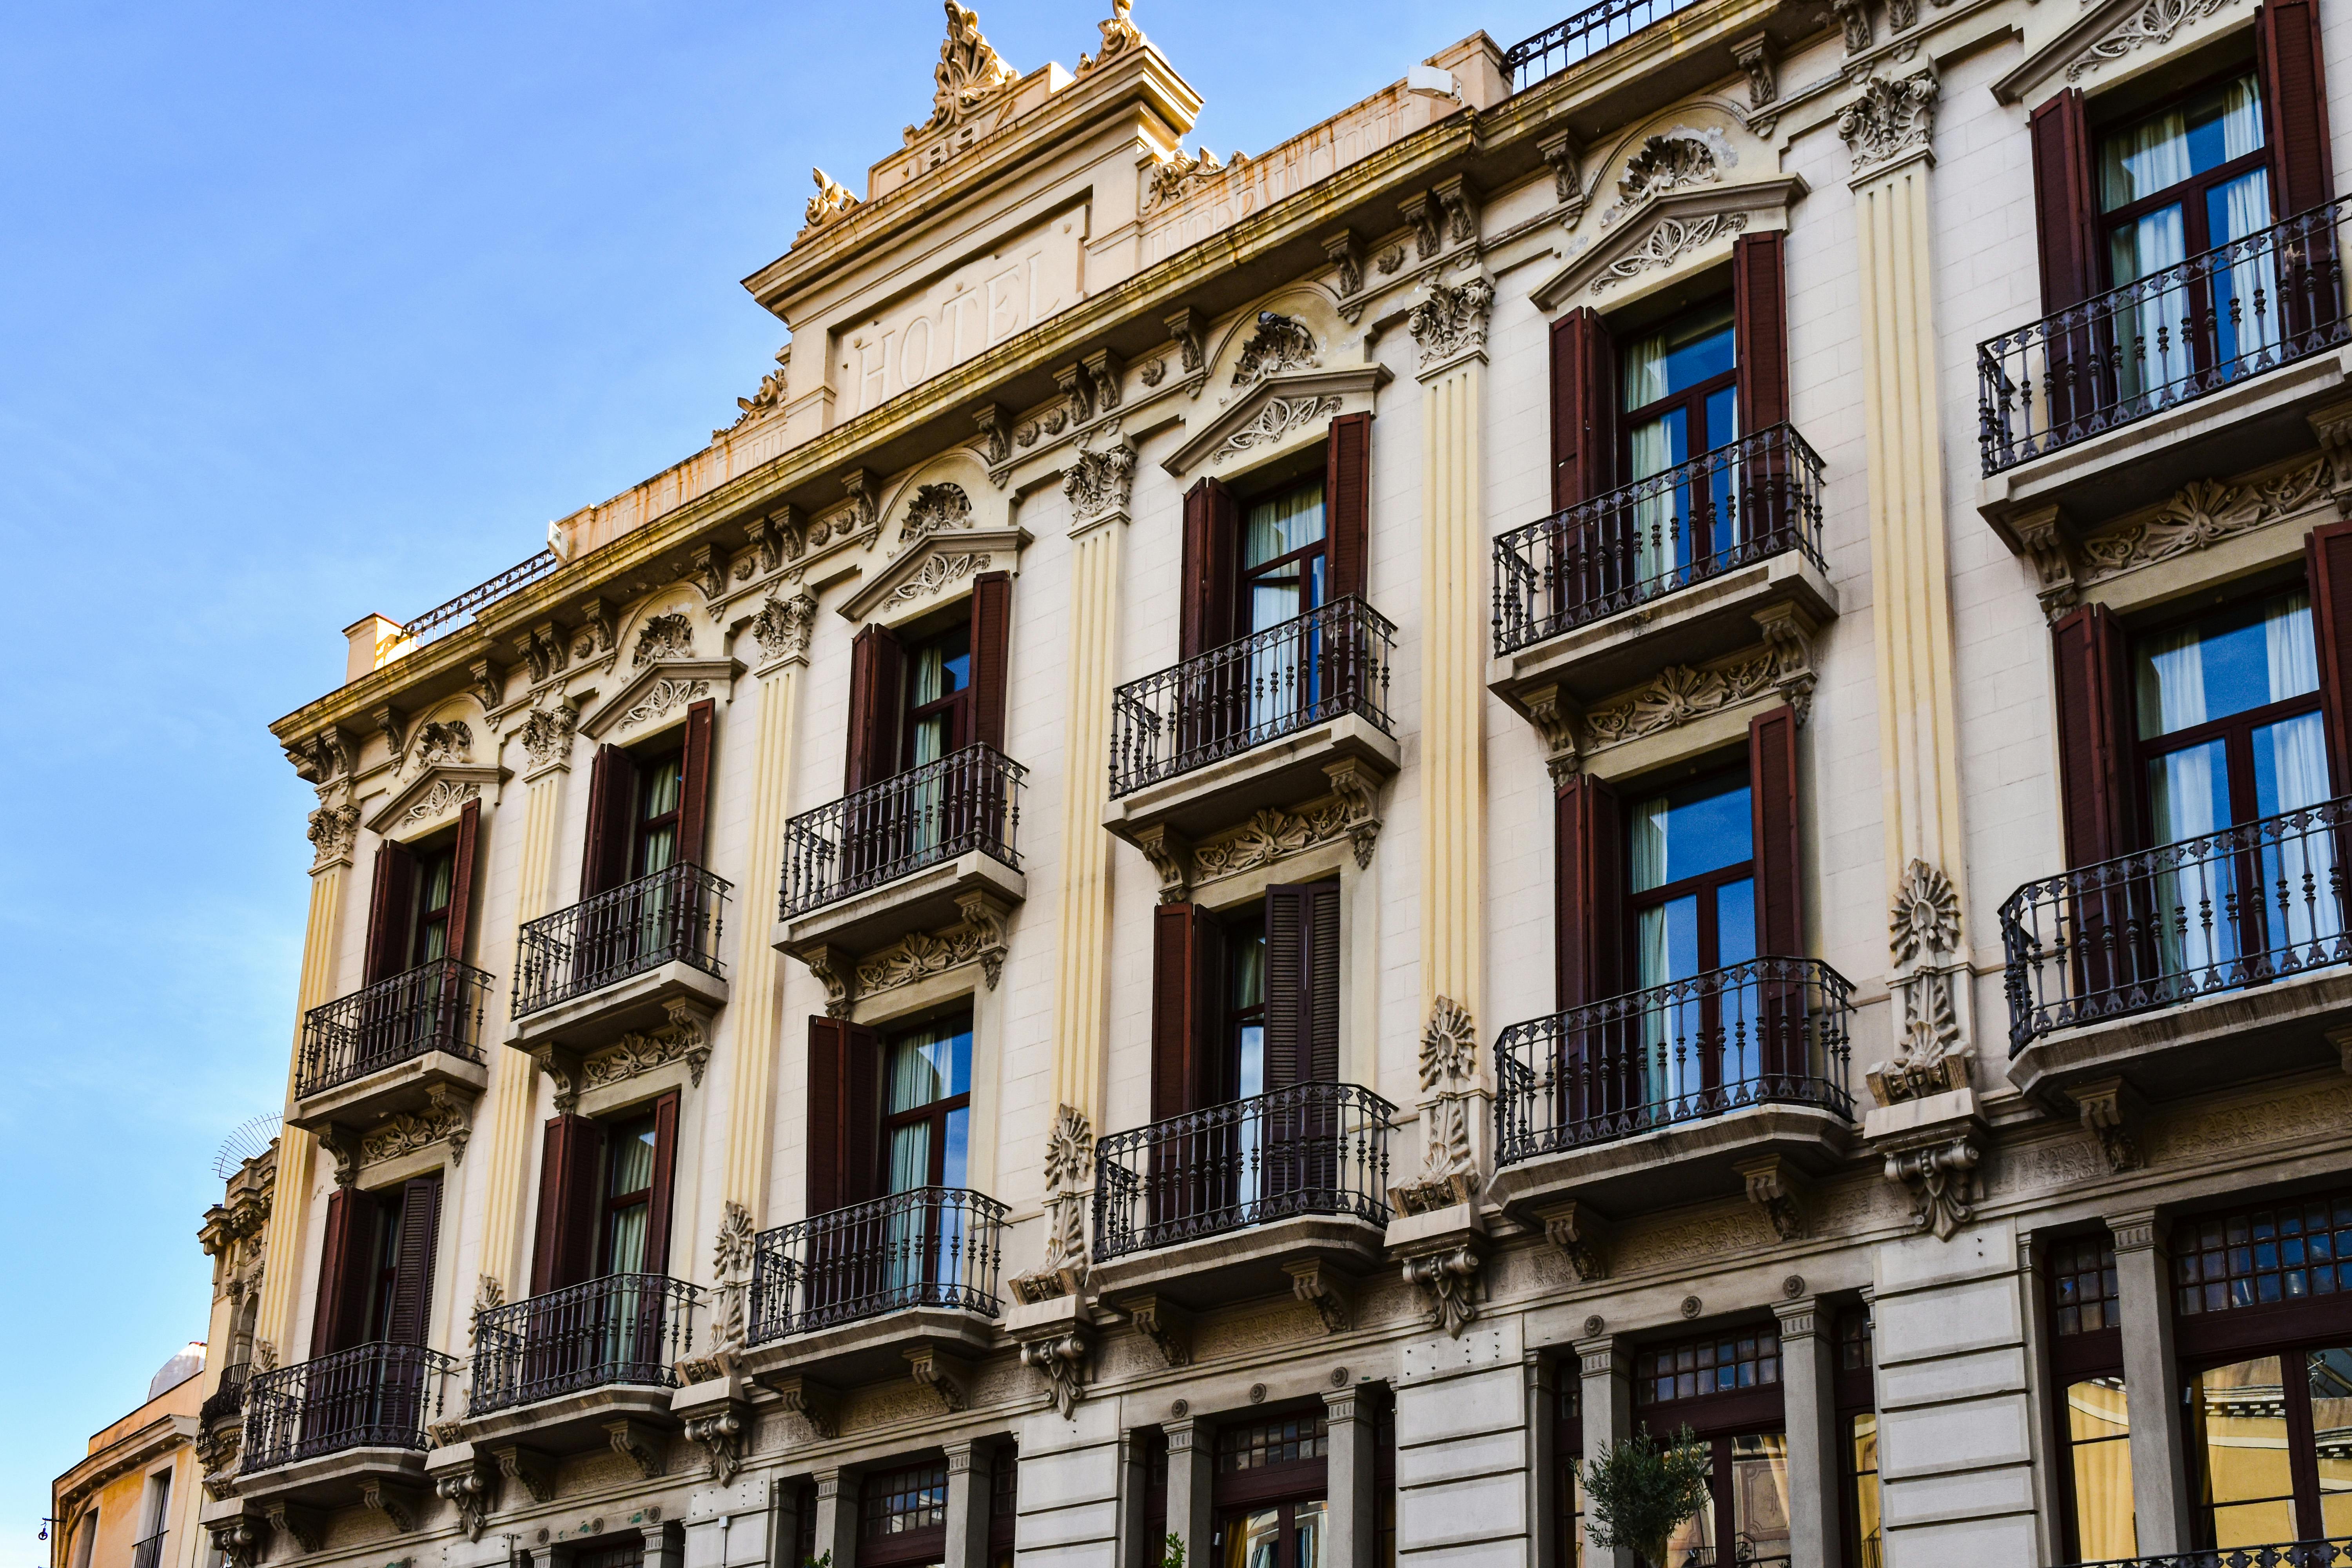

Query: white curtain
[[2140, 628, 2231, 977], [2104, 105, 2196, 405], [1242, 485, 1324, 734], [2262, 600, 2339, 952], [1621, 334, 1684, 590]]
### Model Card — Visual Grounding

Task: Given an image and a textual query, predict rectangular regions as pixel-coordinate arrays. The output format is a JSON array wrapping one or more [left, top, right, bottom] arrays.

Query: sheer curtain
[[1621, 333, 1684, 591], [1629, 798, 1697, 1112], [1242, 485, 1324, 734], [2261, 599, 2339, 951], [2214, 80, 2278, 372], [2140, 626, 2232, 977]]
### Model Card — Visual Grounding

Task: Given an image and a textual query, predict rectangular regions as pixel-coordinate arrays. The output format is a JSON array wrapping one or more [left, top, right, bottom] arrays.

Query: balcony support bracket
[[1386, 1200, 1488, 1339], [358, 1477, 428, 1534], [490, 1444, 557, 1504], [906, 1346, 975, 1414], [605, 1418, 666, 1481], [2065, 1075, 2145, 1174], [526, 1043, 586, 1115], [1284, 1260, 1356, 1334], [1736, 1154, 1811, 1242], [425, 1446, 501, 1542], [261, 1502, 324, 1556], [758, 1374, 841, 1440], [1528, 1199, 1611, 1281], [1117, 1294, 1193, 1366], [1865, 1087, 1987, 1242], [1009, 1293, 1095, 1419]]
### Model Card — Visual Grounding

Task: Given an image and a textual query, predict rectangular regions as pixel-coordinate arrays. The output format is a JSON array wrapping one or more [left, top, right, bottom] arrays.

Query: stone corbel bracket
[[1386, 1198, 1489, 1339], [527, 1042, 584, 1116], [1132, 824, 1193, 903], [906, 1346, 975, 1414], [358, 1477, 428, 1534], [263, 1502, 325, 1556], [605, 1418, 666, 1480], [795, 943, 853, 1019], [2065, 1074, 2146, 1174], [1518, 681, 1582, 782], [1737, 1154, 1811, 1242], [1008, 1293, 1095, 1419], [490, 1443, 557, 1505], [1865, 1079, 1987, 1241], [682, 1405, 746, 1485], [1324, 757, 1385, 869], [206, 1514, 269, 1568], [1120, 1293, 1194, 1367], [428, 1449, 501, 1542], [1285, 1259, 1355, 1334], [1529, 1198, 1611, 1281], [764, 1373, 842, 1439]]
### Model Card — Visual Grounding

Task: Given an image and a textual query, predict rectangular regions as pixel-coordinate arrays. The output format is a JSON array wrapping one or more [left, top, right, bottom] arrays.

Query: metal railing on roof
[[1504, 0, 1701, 91], [377, 548, 562, 662]]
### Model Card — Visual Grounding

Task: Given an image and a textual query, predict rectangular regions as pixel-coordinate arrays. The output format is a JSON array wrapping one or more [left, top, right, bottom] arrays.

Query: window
[[600, 1114, 659, 1276], [1838, 1311, 1880, 1568], [989, 1447, 1018, 1568], [902, 624, 973, 773], [2174, 1189, 2352, 1314], [883, 1018, 973, 1193], [408, 843, 456, 967], [1638, 1326, 1781, 1405], [1635, 1326, 1789, 1566], [1222, 912, 1269, 1107], [2048, 1234, 2130, 1563], [862, 1460, 949, 1540], [1626, 771, 1759, 1109], [1621, 301, 1739, 585], [633, 751, 684, 878], [1214, 1414, 1329, 1568], [1558, 1379, 1585, 1568], [1240, 479, 1328, 634], [2052, 1235, 2122, 1335]]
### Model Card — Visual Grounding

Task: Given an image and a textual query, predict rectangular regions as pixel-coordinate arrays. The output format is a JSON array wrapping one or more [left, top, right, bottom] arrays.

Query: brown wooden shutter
[[2029, 91, 2101, 312], [383, 1172, 443, 1345], [1150, 904, 1223, 1118], [970, 571, 1013, 752], [1325, 413, 1372, 602], [806, 1018, 882, 1216], [1180, 479, 1239, 658], [2050, 604, 2140, 867], [641, 1091, 681, 1276], [1549, 308, 1617, 511], [362, 841, 417, 985], [845, 624, 905, 791], [582, 743, 637, 897], [1748, 705, 1805, 958], [1732, 232, 1790, 432], [2259, 0, 2337, 218], [529, 1114, 606, 1296], [1264, 882, 1341, 1087], [2305, 520, 2352, 789], [444, 799, 480, 963], [1555, 773, 1624, 1010], [309, 1187, 376, 1358], [675, 699, 715, 869]]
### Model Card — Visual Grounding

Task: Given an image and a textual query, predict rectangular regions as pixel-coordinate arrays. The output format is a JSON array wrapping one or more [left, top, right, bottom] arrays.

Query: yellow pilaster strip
[[1418, 357, 1488, 1028], [253, 854, 347, 1356], [1050, 514, 1127, 1123]]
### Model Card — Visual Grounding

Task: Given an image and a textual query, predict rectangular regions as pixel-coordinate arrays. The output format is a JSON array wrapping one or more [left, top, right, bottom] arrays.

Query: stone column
[[943, 1443, 989, 1568], [252, 808, 356, 1357], [1523, 1353, 1558, 1568], [770, 1480, 805, 1568], [1323, 1387, 1376, 1568], [811, 1470, 857, 1568], [724, 599, 815, 1216], [1163, 1419, 1213, 1568], [1114, 1428, 1152, 1568], [1775, 1297, 1840, 1568], [1575, 1334, 1633, 1568], [2111, 1210, 2191, 1554]]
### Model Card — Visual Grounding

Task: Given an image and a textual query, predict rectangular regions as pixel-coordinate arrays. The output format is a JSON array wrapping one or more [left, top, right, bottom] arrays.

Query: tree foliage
[[1581, 1426, 1714, 1568]]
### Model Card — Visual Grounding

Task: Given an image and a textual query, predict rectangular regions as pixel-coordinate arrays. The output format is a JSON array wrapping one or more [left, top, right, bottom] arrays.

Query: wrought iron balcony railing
[[1495, 957, 1855, 1168], [240, 1342, 456, 1472], [295, 958, 492, 1100], [748, 1187, 1008, 1343], [1092, 1082, 1395, 1262], [1977, 198, 2349, 474], [514, 862, 728, 1018], [2000, 795, 2352, 1053], [2078, 1543, 2352, 1568], [467, 1274, 698, 1416], [129, 1533, 167, 1568], [199, 1361, 249, 1429], [1504, 0, 1699, 90], [1491, 424, 1827, 656], [1109, 596, 1396, 799], [779, 744, 1026, 920]]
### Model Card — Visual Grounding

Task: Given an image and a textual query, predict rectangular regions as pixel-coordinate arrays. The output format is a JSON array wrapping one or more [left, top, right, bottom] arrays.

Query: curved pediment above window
[[838, 448, 1031, 630], [363, 764, 508, 842], [578, 655, 744, 744], [1530, 175, 1807, 313], [1993, 0, 2252, 106], [1160, 362, 1392, 480]]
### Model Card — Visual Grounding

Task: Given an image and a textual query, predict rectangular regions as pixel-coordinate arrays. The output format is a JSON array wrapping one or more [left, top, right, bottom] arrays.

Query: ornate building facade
[[210, 0, 2352, 1564]]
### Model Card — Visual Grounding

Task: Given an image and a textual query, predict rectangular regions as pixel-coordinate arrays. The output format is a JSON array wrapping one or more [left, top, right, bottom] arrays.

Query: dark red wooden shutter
[[2260, 0, 2336, 219], [806, 1018, 882, 1216], [529, 1114, 606, 1296], [1150, 904, 1223, 1118], [2306, 521, 2352, 789], [444, 799, 480, 963], [1264, 882, 1341, 1087], [970, 572, 1013, 752], [641, 1091, 681, 1276], [309, 1187, 375, 1358], [843, 1025, 880, 1206], [845, 625, 906, 791], [362, 841, 416, 985], [1180, 479, 1239, 658], [675, 699, 715, 869], [1555, 773, 1624, 1010], [1733, 232, 1790, 432], [1549, 308, 1617, 511], [1748, 706, 1805, 958], [2050, 604, 2139, 867], [384, 1172, 443, 1345], [2029, 91, 2101, 312], [1325, 413, 1372, 602], [582, 743, 636, 897]]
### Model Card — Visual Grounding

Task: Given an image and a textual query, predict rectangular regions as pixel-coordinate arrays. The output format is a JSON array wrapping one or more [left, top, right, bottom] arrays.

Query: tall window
[[903, 624, 973, 771], [1635, 1326, 1789, 1566], [1223, 913, 1270, 1106], [1558, 1379, 1585, 1567], [2050, 1234, 2132, 1563], [862, 1460, 949, 1564], [1621, 301, 1739, 584], [408, 843, 456, 966], [1838, 1311, 1880, 1568], [1241, 480, 1328, 633], [601, 1114, 659, 1275], [364, 1189, 404, 1340], [633, 752, 684, 878], [1627, 771, 1758, 1108], [1215, 1413, 1328, 1568], [884, 1019, 973, 1193]]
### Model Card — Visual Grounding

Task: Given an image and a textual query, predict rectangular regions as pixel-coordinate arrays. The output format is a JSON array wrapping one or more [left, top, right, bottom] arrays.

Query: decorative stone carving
[[1400, 190, 1441, 259], [1123, 1294, 1191, 1365], [1602, 131, 1731, 226], [855, 897, 1010, 999], [900, 481, 975, 545], [1138, 359, 1168, 387], [1592, 211, 1749, 295], [2068, 1076, 2145, 1174], [907, 1346, 974, 1414], [1131, 824, 1192, 902], [1833, 0, 1871, 50], [1872, 859, 1971, 1103], [358, 1477, 421, 1533], [1375, 244, 1407, 275], [697, 1200, 757, 1382], [884, 552, 990, 610], [911, 1, 1018, 140], [1534, 1200, 1610, 1280], [682, 1406, 745, 1485], [621, 677, 712, 730], [1739, 1155, 1809, 1242], [1064, 419, 1138, 524], [805, 168, 858, 229], [1406, 997, 1481, 1205], [633, 612, 695, 667], [1229, 312, 1319, 394], [972, 403, 1012, 465], [1401, 1246, 1482, 1337], [1540, 132, 1585, 219], [726, 345, 792, 434], [1285, 1260, 1354, 1334], [1189, 784, 1378, 885], [1407, 271, 1496, 373], [397, 778, 481, 831], [519, 702, 576, 769], [1838, 70, 1938, 176], [407, 719, 472, 772], [307, 799, 360, 870], [264, 1503, 324, 1555], [1886, 1137, 1980, 1239], [492, 1443, 556, 1504], [2069, 0, 2241, 81], [1582, 652, 1780, 751], [840, 467, 882, 535], [606, 1418, 665, 1479], [1520, 684, 1581, 781], [2011, 506, 2082, 620], [1076, 0, 1142, 73], [1014, 1104, 1096, 1303], [799, 944, 852, 1018], [751, 591, 818, 663], [1733, 33, 1778, 105], [2078, 460, 2327, 583], [1213, 395, 1343, 466], [358, 1083, 475, 1169], [1434, 176, 1479, 246], [435, 1461, 498, 1542], [1889, 0, 1919, 30], [1147, 146, 1230, 210], [1019, 1328, 1091, 1418], [1166, 307, 1205, 374], [1323, 230, 1365, 298], [1083, 348, 1125, 414], [581, 1003, 712, 1093], [207, 1516, 268, 1568], [769, 1375, 841, 1439]]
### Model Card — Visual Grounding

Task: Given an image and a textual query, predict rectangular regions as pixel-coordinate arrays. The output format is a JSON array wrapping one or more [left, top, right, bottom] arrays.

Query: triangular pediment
[[363, 764, 508, 840], [1993, 0, 2254, 106], [842, 526, 1032, 629], [579, 657, 744, 742], [1161, 363, 1392, 479], [1532, 176, 1806, 312]]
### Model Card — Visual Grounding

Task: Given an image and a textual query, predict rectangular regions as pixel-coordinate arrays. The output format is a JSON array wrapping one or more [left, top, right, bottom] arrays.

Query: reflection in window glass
[[2067, 1376, 2136, 1561], [1851, 1414, 1882, 1568], [1731, 1434, 1791, 1561], [2191, 1357, 2298, 1548], [2312, 1347, 2352, 1538]]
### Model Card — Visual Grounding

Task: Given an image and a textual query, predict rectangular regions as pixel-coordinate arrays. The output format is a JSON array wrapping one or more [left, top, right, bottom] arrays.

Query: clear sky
[[0, 0, 1569, 1537]]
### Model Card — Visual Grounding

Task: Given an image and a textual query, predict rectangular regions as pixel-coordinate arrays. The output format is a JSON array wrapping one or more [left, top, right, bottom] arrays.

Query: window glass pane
[[1627, 406, 1690, 484], [1245, 482, 1325, 570], [1636, 894, 1700, 991], [1622, 302, 1736, 408], [887, 1121, 932, 1195], [1661, 1466, 1716, 1566], [2136, 592, 2318, 739], [1851, 1414, 1882, 1568], [2050, 1236, 2121, 1336], [2252, 710, 2334, 818], [1292, 1501, 1327, 1568], [2100, 74, 2265, 211], [1637, 1326, 1782, 1404], [1717, 878, 1757, 967], [2174, 1194, 2352, 1314], [1630, 776, 1754, 891], [2312, 1347, 2352, 1537], [862, 1462, 949, 1538], [910, 633, 971, 704], [606, 1204, 648, 1275], [2191, 1357, 2299, 1548], [2067, 1377, 2136, 1561], [608, 1120, 655, 1197], [1222, 1508, 1281, 1568], [2208, 165, 2276, 249], [942, 1105, 969, 1190], [642, 759, 682, 822], [886, 1022, 973, 1112], [1218, 1413, 1328, 1470], [1731, 1433, 1791, 1562]]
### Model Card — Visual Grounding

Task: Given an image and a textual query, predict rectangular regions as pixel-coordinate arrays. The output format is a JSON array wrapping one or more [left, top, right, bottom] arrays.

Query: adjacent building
[[211, 0, 2352, 1563]]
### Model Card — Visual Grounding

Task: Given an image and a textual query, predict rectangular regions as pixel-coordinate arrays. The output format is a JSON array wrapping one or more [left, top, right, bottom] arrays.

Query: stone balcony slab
[[2006, 961, 2352, 1107], [1104, 712, 1399, 849], [504, 960, 727, 1056], [1088, 1211, 1388, 1318], [1487, 1102, 1855, 1224], [739, 1303, 1000, 1396], [773, 849, 1025, 963], [288, 1050, 488, 1139], [226, 1444, 430, 1523]]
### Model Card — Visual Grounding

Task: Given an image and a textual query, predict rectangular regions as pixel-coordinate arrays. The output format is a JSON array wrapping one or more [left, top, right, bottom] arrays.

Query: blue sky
[[0, 0, 1568, 1534]]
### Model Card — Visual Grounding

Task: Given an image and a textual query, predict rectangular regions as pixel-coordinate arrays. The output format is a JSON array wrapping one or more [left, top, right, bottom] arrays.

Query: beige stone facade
[[220, 1, 2352, 1565]]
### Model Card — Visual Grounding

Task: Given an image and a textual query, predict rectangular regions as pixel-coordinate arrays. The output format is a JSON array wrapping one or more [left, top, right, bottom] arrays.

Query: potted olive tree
[[1581, 1426, 1714, 1568]]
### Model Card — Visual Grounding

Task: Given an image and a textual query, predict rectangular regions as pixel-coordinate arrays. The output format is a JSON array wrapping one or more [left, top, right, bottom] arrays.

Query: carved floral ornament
[[751, 590, 818, 662], [898, 481, 975, 545], [1838, 69, 1938, 176], [1227, 312, 1319, 398], [908, 0, 1019, 142], [2069, 0, 2240, 82], [633, 611, 695, 667], [1063, 419, 1138, 523], [805, 169, 858, 230], [519, 702, 577, 769], [1076, 0, 1142, 74], [1591, 211, 1748, 296], [1406, 272, 1496, 372], [1214, 394, 1343, 467], [1600, 128, 1734, 227]]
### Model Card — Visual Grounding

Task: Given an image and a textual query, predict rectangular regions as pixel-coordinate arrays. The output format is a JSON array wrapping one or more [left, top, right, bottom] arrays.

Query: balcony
[[1505, 0, 1699, 90], [200, 1361, 248, 1433], [129, 1533, 165, 1568], [1489, 426, 1835, 718], [232, 1343, 456, 1515], [1978, 200, 2352, 527], [774, 744, 1027, 962], [1088, 1083, 1394, 1314], [739, 1188, 1007, 1389], [463, 1274, 698, 1455], [1105, 597, 1398, 849], [2078, 1545, 2352, 1568], [509, 862, 729, 1053], [287, 959, 491, 1136], [2002, 797, 2352, 1105], [1488, 957, 1856, 1219]]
